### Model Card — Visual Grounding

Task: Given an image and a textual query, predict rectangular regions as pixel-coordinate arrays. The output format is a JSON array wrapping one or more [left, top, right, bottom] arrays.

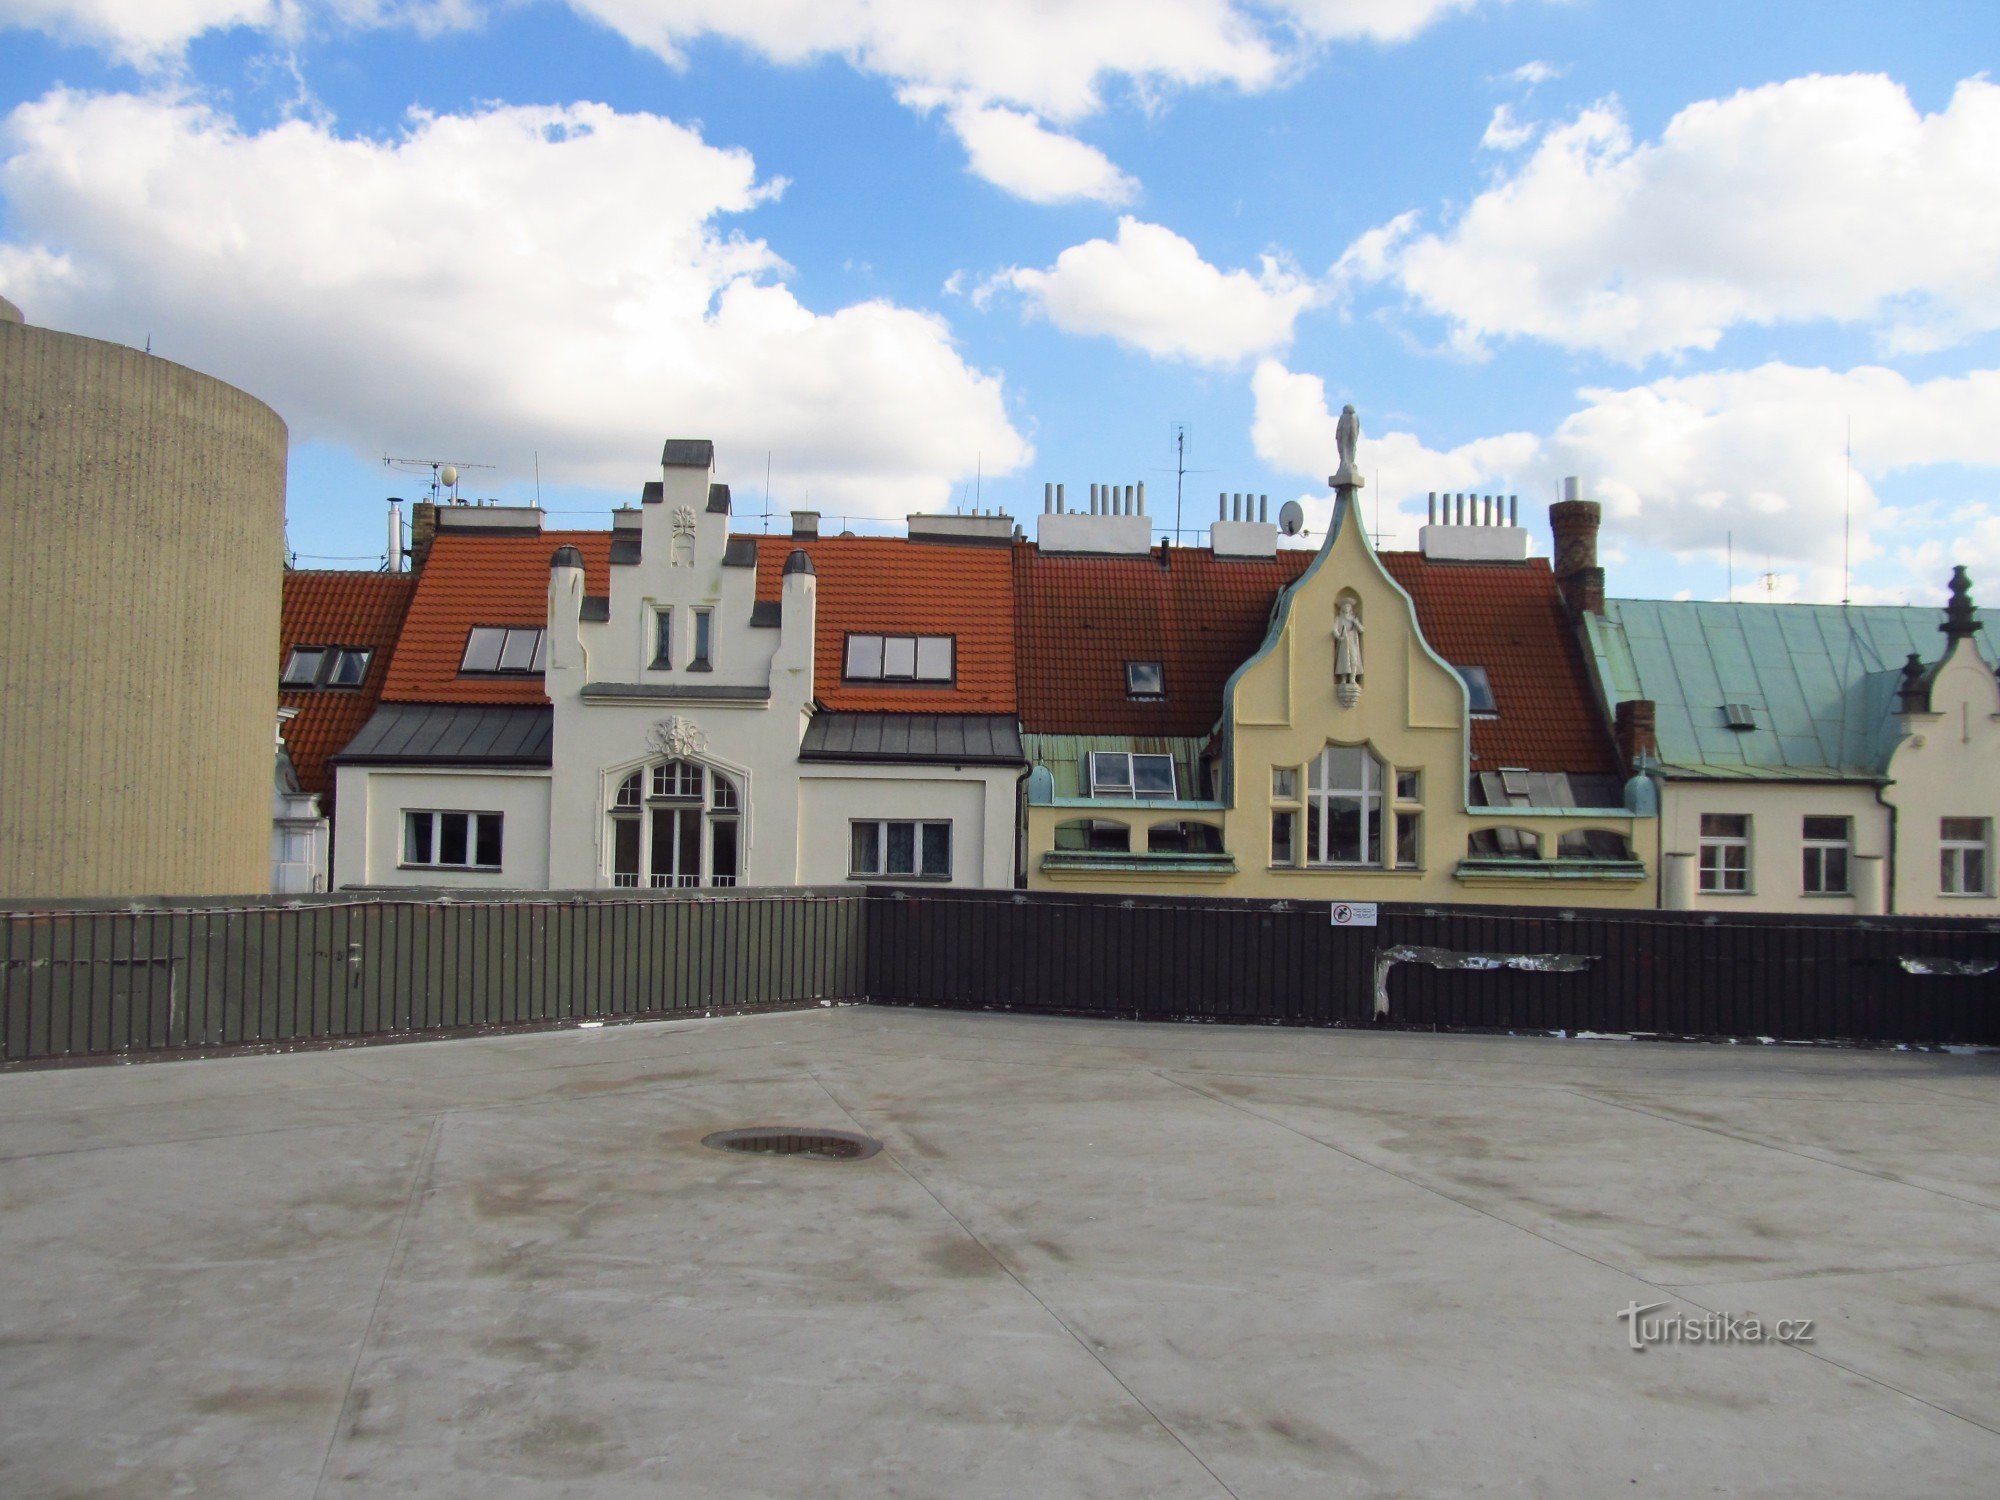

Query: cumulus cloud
[[1340, 74, 2000, 361], [0, 0, 274, 65], [993, 218, 1321, 366], [900, 91, 1136, 205], [1251, 355, 2000, 597], [0, 90, 1028, 517], [1478, 102, 1534, 151], [1272, 0, 1486, 44]]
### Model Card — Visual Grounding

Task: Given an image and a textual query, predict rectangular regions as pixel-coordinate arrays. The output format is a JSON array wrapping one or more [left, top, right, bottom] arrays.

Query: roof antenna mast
[[1842, 416, 1853, 607], [1174, 423, 1186, 545]]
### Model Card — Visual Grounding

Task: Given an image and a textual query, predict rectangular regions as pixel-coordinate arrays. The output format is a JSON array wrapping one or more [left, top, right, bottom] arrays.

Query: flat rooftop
[[2, 1008, 1997, 1496]]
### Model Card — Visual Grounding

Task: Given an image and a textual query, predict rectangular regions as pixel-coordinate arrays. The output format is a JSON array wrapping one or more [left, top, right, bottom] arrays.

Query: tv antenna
[[1841, 416, 1853, 606], [1153, 424, 1215, 544], [383, 455, 495, 504]]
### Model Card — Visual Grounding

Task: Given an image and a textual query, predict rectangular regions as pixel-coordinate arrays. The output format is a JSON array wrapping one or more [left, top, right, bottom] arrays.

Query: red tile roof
[[1012, 543, 1618, 775], [1012, 543, 1311, 736], [379, 530, 1016, 714], [379, 531, 613, 705], [278, 570, 418, 800], [1380, 552, 1620, 775], [753, 536, 1016, 713]]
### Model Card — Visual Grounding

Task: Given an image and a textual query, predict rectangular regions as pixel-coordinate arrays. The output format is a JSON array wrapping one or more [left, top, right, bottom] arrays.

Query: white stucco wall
[[1658, 781, 1888, 914], [797, 766, 1018, 887], [1881, 635, 2000, 915], [332, 766, 551, 889]]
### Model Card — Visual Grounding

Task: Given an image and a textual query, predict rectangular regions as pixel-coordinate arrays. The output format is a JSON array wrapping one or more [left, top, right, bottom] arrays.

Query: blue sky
[[2, 0, 1996, 605]]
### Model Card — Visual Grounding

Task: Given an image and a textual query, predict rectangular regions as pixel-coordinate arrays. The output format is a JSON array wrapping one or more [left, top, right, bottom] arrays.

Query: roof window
[[845, 634, 954, 683], [281, 646, 372, 689], [1720, 703, 1758, 731], [1125, 661, 1165, 699], [1089, 751, 1176, 799], [1454, 664, 1497, 716], [460, 626, 547, 675]]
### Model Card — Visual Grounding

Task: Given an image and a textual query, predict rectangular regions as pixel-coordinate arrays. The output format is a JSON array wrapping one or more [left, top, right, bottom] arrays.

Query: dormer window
[[460, 626, 547, 675], [1454, 664, 1497, 716], [282, 646, 372, 689], [844, 634, 954, 683], [1126, 661, 1165, 699], [1089, 751, 1176, 799]]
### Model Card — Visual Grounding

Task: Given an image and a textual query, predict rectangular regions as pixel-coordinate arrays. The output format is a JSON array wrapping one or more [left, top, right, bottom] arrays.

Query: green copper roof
[[1586, 598, 1998, 781]]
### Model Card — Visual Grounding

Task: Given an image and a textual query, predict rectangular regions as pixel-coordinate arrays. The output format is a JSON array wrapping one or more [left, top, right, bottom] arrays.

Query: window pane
[[1823, 846, 1848, 893], [1396, 770, 1420, 802], [1969, 848, 1987, 892], [1126, 661, 1164, 696], [612, 817, 640, 882], [677, 808, 700, 885], [497, 628, 539, 672], [1455, 665, 1497, 714], [710, 773, 738, 810], [1700, 813, 1748, 837], [691, 610, 712, 668], [650, 809, 675, 880], [1306, 804, 1322, 863], [1396, 811, 1420, 867], [1327, 797, 1363, 861], [882, 636, 917, 678], [474, 815, 502, 869], [529, 631, 548, 672], [281, 648, 323, 686], [439, 812, 469, 866], [1322, 745, 1368, 790], [1091, 753, 1131, 794], [461, 628, 504, 672], [851, 822, 879, 875], [921, 822, 951, 877], [916, 637, 954, 681], [886, 821, 917, 875], [1132, 755, 1176, 797], [404, 813, 432, 865], [616, 772, 642, 808], [1271, 767, 1297, 801], [329, 649, 369, 686], [846, 635, 884, 678], [653, 608, 672, 667], [1942, 817, 1984, 842], [1803, 816, 1847, 842], [1271, 809, 1294, 866], [710, 817, 738, 884]]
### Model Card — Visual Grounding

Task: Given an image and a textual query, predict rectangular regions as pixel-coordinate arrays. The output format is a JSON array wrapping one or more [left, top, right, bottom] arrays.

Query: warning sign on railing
[[1330, 902, 1379, 927]]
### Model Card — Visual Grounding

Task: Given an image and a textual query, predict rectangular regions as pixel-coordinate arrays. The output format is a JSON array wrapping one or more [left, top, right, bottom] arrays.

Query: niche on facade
[[1147, 821, 1224, 854], [1054, 819, 1131, 853], [1332, 590, 1365, 709]]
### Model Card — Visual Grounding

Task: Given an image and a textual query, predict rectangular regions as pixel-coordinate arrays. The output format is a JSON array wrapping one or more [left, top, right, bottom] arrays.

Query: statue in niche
[[1332, 596, 1364, 708], [670, 505, 696, 567]]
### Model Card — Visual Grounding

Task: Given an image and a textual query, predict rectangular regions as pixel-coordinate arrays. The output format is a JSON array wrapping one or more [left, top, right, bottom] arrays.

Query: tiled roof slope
[[753, 536, 1016, 712], [279, 570, 417, 799], [1013, 544, 1311, 736], [1586, 598, 2000, 779], [379, 531, 613, 705], [1013, 543, 1619, 775], [1379, 553, 1620, 776]]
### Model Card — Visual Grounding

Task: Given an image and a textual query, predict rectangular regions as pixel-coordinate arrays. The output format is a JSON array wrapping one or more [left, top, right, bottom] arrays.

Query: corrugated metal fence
[[3, 886, 1995, 1064]]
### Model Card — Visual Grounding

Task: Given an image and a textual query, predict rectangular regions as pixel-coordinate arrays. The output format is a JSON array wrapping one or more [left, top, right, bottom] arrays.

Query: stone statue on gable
[[1332, 597, 1364, 708]]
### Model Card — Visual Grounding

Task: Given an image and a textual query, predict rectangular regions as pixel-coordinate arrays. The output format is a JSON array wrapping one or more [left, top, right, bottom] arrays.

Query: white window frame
[[849, 819, 952, 880], [1941, 817, 1990, 897], [282, 645, 371, 689], [842, 633, 954, 683], [402, 810, 503, 871], [650, 605, 673, 670], [461, 626, 547, 675], [1088, 751, 1177, 799], [1305, 744, 1384, 867], [1698, 813, 1751, 894], [1126, 661, 1165, 698], [608, 760, 742, 888], [1801, 816, 1851, 895]]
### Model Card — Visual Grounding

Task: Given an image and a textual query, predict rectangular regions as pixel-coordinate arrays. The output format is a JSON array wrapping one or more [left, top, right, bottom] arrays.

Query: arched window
[[609, 760, 742, 888], [1306, 744, 1384, 865]]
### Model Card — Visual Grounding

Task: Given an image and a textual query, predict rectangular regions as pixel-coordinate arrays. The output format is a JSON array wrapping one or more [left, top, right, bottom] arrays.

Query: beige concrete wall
[[798, 766, 1016, 888], [1882, 636, 2000, 915], [0, 315, 287, 898], [1657, 781, 1889, 914], [334, 767, 552, 889]]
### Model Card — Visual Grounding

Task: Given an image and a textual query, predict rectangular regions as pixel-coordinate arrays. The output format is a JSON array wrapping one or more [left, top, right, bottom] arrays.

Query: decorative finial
[[1896, 651, 1930, 714], [1941, 565, 1982, 642], [1329, 404, 1365, 491]]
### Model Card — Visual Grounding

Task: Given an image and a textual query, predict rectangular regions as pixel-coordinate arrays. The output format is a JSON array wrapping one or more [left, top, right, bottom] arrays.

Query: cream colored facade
[[1656, 782, 1888, 914], [0, 304, 286, 898], [1881, 629, 2000, 915], [1026, 490, 1656, 904]]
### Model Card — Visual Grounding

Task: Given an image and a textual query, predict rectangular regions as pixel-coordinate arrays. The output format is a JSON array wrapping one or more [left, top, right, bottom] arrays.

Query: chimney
[[386, 498, 405, 573], [792, 510, 820, 540], [1613, 698, 1656, 773], [409, 500, 438, 573], [546, 544, 586, 676], [1549, 476, 1604, 616]]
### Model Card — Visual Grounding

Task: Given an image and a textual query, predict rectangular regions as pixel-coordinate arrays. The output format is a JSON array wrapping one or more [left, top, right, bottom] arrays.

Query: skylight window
[[461, 626, 547, 674], [1126, 661, 1165, 698], [281, 646, 372, 689], [1720, 703, 1758, 731], [1454, 664, 1498, 716], [844, 634, 954, 683]]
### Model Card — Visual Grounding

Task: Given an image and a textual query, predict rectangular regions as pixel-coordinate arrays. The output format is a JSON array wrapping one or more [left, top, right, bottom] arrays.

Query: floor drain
[[702, 1127, 881, 1162]]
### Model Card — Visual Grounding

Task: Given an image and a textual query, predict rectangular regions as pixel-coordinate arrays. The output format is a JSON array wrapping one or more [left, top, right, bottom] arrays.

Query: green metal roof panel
[[1591, 598, 1998, 779]]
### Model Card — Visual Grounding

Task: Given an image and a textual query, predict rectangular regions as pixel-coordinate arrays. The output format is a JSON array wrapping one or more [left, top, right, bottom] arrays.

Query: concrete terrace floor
[[2, 1008, 1998, 1498]]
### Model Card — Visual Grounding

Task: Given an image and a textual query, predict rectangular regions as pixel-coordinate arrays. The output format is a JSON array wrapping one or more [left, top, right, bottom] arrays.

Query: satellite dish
[[1279, 500, 1305, 537], [439, 464, 459, 488]]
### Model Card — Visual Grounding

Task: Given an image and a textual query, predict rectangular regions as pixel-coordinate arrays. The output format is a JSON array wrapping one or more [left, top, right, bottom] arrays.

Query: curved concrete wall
[[0, 313, 286, 897]]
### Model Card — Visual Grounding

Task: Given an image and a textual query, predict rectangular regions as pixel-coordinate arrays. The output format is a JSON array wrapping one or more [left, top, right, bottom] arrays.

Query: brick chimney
[[1549, 476, 1604, 616], [409, 500, 439, 573], [1613, 698, 1656, 773]]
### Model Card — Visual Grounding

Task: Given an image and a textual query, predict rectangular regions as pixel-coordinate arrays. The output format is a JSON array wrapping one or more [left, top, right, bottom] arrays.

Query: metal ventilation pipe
[[1056, 483, 1065, 513], [1508, 494, 1518, 525], [1218, 491, 1227, 519], [1259, 494, 1268, 523], [1427, 492, 1437, 525], [1124, 483, 1134, 516], [1137, 481, 1147, 514]]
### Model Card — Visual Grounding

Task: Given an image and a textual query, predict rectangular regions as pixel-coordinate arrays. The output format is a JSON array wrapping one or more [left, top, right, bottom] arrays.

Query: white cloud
[[1251, 355, 2000, 597], [1502, 59, 1561, 88], [1341, 74, 2000, 361], [1250, 359, 1538, 545], [0, 90, 1028, 517], [1478, 103, 1534, 151], [905, 93, 1136, 205], [995, 218, 1320, 366], [0, 0, 274, 65], [1272, 0, 1486, 44]]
